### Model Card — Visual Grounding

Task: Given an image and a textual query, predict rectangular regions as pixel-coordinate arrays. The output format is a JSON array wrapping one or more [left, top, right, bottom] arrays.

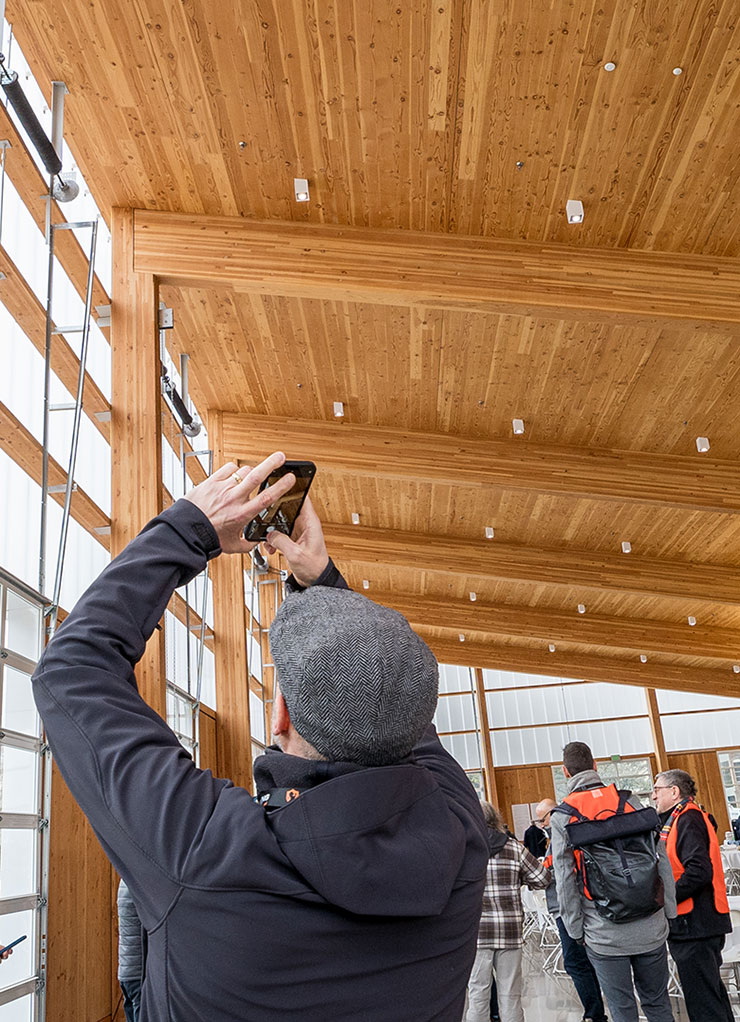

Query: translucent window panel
[[44, 502, 110, 614], [487, 685, 569, 729], [434, 693, 476, 733], [248, 635, 262, 683], [657, 690, 740, 714], [561, 683, 647, 722], [0, 746, 39, 814], [0, 909, 35, 992], [166, 689, 195, 742], [663, 709, 740, 754], [244, 572, 261, 624], [249, 691, 266, 744], [0, 830, 36, 899], [1, 668, 39, 739], [0, 992, 34, 1022], [199, 647, 216, 711], [0, 453, 43, 591], [439, 732, 481, 771], [438, 664, 472, 693], [491, 717, 653, 768], [3, 593, 40, 663], [482, 668, 571, 689], [252, 743, 266, 765]]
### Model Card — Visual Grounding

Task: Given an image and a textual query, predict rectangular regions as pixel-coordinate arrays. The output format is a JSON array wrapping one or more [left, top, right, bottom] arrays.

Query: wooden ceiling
[[9, 0, 740, 695]]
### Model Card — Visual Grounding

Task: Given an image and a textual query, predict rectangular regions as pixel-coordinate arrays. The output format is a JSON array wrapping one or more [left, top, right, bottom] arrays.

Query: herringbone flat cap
[[270, 586, 439, 766]]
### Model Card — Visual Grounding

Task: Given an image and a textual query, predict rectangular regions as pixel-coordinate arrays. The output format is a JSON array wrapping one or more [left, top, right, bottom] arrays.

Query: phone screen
[[243, 461, 316, 542]]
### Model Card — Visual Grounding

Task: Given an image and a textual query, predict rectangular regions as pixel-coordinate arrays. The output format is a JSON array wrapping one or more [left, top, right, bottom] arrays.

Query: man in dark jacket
[[522, 818, 548, 858], [652, 769, 733, 1022], [32, 454, 489, 1022]]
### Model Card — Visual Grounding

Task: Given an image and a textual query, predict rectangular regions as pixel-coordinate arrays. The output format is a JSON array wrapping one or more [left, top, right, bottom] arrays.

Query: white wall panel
[[439, 732, 481, 770], [434, 692, 476, 733], [663, 709, 740, 752], [438, 663, 473, 692], [657, 690, 740, 714], [482, 667, 570, 689]]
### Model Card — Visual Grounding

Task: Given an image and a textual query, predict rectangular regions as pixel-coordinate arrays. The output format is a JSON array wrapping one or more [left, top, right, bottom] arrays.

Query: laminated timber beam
[[325, 524, 740, 607], [222, 414, 740, 514], [377, 592, 740, 662], [133, 210, 740, 330], [417, 635, 740, 700]]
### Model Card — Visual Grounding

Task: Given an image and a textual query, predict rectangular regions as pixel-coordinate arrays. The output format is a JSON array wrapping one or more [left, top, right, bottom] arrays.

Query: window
[[552, 756, 653, 805], [0, 571, 48, 1019], [718, 750, 740, 825]]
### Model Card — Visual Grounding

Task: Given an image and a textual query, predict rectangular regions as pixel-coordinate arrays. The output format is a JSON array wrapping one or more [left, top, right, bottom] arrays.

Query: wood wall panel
[[495, 764, 557, 832], [199, 705, 218, 774], [47, 762, 111, 1022]]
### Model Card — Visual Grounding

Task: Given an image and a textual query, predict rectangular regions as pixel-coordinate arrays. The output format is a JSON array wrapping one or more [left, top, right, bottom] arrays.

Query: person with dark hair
[[652, 769, 733, 1021], [31, 456, 489, 1022], [522, 817, 548, 858], [465, 802, 551, 1022], [550, 742, 677, 1022]]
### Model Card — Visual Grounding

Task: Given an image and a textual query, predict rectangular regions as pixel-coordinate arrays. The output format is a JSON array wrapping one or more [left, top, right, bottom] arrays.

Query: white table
[[722, 847, 740, 871]]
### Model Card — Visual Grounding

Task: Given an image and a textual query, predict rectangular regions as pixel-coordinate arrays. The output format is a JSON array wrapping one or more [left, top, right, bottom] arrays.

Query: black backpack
[[555, 788, 664, 923]]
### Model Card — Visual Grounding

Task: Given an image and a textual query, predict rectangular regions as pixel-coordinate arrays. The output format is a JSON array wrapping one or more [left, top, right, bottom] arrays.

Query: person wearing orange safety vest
[[652, 769, 733, 1022]]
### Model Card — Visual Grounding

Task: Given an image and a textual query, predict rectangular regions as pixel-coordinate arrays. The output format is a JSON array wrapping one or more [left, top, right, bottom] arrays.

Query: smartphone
[[243, 461, 316, 543], [0, 935, 27, 954]]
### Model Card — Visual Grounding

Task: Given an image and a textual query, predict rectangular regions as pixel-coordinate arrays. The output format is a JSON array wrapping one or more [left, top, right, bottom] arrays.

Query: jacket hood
[[566, 769, 604, 794], [487, 829, 509, 857], [254, 747, 469, 917]]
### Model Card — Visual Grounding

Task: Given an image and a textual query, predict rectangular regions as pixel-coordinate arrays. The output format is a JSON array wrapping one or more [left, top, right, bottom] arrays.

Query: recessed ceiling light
[[621, 541, 632, 554], [459, 634, 465, 642], [603, 61, 616, 71], [485, 526, 495, 540], [294, 177, 310, 201], [566, 199, 584, 224], [640, 654, 648, 663], [469, 592, 477, 602], [362, 579, 370, 590], [672, 67, 683, 76], [333, 401, 344, 418], [687, 615, 697, 627], [512, 418, 525, 435], [696, 436, 710, 453], [733, 665, 740, 674], [351, 512, 360, 525], [577, 604, 586, 614], [548, 643, 556, 653]]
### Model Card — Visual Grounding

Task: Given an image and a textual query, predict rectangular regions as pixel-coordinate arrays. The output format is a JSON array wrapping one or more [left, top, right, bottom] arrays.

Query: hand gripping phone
[[243, 461, 316, 543], [0, 935, 27, 955]]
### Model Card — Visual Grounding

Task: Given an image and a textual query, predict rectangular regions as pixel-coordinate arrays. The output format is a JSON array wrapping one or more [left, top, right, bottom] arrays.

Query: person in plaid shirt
[[465, 803, 552, 1022]]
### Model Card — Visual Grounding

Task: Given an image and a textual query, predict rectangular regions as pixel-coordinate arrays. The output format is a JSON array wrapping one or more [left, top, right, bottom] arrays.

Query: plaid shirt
[[477, 835, 552, 948]]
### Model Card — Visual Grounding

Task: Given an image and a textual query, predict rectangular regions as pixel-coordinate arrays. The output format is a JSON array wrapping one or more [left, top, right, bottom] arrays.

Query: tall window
[[718, 750, 740, 829], [0, 571, 48, 1021], [552, 757, 653, 804]]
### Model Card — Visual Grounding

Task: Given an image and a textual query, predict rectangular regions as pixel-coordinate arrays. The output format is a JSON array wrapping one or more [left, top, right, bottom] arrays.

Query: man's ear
[[563, 765, 571, 779], [272, 688, 291, 737]]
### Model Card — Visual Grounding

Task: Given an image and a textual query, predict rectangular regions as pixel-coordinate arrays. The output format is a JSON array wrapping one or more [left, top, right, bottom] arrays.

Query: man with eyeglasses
[[652, 769, 733, 1022], [535, 798, 608, 1022]]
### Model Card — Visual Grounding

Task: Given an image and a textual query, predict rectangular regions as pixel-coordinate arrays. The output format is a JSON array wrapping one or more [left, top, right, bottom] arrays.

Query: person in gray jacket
[[117, 879, 143, 1022], [550, 742, 677, 1022]]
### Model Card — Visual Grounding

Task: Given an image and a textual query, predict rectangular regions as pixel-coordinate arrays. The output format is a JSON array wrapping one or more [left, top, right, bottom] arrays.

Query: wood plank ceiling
[[9, 0, 740, 694]]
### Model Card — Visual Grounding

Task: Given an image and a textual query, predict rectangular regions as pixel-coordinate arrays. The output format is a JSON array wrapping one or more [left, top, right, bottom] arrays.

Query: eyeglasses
[[652, 785, 675, 792]]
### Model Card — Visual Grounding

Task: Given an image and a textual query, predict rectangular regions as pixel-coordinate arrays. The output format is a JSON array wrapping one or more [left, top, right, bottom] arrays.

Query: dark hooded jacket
[[32, 499, 489, 1021]]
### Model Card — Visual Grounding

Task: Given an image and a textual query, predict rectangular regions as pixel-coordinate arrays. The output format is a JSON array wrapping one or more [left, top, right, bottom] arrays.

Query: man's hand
[[184, 454, 296, 554], [0, 947, 13, 962], [264, 495, 329, 587]]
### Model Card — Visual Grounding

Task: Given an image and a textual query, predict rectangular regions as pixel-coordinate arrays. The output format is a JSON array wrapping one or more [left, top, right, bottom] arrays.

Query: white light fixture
[[733, 664, 740, 674], [362, 579, 370, 590], [485, 526, 495, 539], [469, 592, 477, 602], [696, 436, 710, 453], [548, 643, 556, 653], [351, 512, 360, 525], [294, 177, 310, 201], [621, 541, 632, 554], [566, 199, 584, 224], [672, 67, 683, 76], [577, 604, 586, 614], [687, 615, 697, 627], [333, 401, 344, 418], [603, 61, 616, 71], [640, 654, 648, 663], [459, 633, 465, 642], [512, 418, 525, 435]]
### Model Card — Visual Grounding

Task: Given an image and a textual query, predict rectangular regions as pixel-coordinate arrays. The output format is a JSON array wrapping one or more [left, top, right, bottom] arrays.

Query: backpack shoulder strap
[[553, 800, 588, 823], [616, 789, 633, 814]]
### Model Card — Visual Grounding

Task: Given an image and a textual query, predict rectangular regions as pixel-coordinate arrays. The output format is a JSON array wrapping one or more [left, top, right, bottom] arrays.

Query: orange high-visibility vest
[[561, 784, 637, 900], [665, 802, 729, 917]]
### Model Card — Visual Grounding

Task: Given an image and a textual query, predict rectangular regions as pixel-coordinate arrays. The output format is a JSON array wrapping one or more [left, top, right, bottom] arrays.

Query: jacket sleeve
[[520, 845, 552, 890], [31, 500, 239, 929], [550, 811, 584, 940], [673, 811, 713, 903], [285, 558, 349, 593]]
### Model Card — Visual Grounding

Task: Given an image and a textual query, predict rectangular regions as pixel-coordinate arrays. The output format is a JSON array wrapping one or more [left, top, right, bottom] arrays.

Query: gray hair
[[480, 801, 506, 832], [656, 769, 697, 799]]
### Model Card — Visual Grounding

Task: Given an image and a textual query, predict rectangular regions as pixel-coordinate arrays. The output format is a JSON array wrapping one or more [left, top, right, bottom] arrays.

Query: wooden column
[[473, 668, 499, 806], [646, 687, 669, 775], [208, 411, 253, 790], [110, 206, 166, 718]]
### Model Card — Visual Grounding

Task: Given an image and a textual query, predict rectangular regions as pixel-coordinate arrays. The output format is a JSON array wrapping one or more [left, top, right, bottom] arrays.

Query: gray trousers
[[465, 946, 523, 1022], [586, 944, 675, 1022]]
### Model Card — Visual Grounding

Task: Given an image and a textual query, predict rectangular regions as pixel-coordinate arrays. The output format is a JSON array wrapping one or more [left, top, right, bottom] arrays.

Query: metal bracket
[[94, 409, 112, 423], [37, 895, 48, 908], [0, 139, 11, 150], [159, 305, 174, 329], [95, 303, 111, 328], [48, 483, 77, 494], [38, 817, 49, 832]]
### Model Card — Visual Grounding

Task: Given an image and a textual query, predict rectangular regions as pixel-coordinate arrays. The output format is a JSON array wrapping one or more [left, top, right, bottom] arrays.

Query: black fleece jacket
[[660, 807, 731, 941]]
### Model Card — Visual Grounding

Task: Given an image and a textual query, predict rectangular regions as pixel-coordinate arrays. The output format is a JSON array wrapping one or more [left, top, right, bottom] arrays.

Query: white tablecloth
[[721, 847, 740, 871]]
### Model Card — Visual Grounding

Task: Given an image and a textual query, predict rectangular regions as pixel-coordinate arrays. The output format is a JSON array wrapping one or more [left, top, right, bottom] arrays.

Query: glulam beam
[[222, 414, 740, 514], [325, 524, 740, 607], [134, 210, 740, 329]]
